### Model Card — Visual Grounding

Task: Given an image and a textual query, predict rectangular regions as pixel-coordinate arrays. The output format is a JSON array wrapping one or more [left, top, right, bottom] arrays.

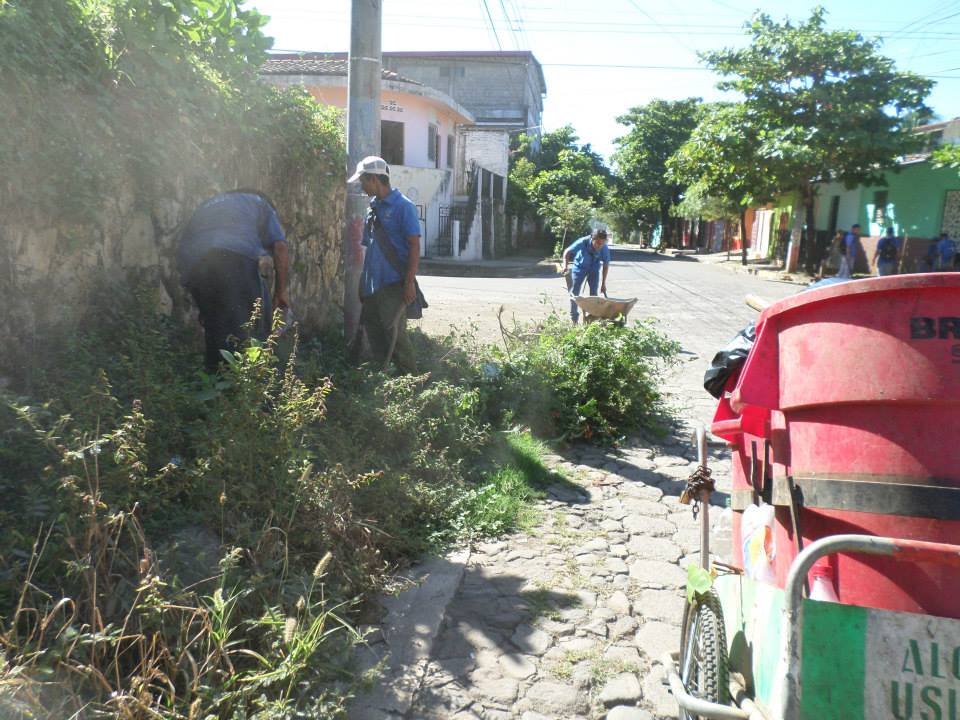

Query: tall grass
[[0, 287, 677, 718]]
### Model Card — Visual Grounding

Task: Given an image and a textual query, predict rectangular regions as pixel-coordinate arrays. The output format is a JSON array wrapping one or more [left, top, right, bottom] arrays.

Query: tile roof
[[260, 57, 421, 85]]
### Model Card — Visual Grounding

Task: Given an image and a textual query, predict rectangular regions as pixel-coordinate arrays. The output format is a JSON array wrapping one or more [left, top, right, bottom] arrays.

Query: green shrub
[[484, 313, 680, 444]]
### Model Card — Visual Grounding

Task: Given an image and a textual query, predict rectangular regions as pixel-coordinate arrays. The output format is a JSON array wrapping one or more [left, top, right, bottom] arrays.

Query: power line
[[885, 0, 960, 40], [542, 62, 708, 70], [479, 0, 504, 50]]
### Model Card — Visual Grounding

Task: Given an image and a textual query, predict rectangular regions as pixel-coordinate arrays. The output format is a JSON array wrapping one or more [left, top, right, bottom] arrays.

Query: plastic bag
[[703, 322, 756, 399], [741, 502, 776, 583]]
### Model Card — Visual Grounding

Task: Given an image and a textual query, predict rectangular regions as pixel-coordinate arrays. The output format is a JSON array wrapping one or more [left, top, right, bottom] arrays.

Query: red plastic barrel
[[713, 274, 960, 618]]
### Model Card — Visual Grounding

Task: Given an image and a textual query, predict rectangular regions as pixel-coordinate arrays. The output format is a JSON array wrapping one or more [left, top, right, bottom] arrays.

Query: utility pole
[[345, 0, 382, 346]]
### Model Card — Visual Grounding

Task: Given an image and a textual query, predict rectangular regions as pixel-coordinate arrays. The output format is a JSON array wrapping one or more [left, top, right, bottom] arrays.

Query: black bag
[[703, 322, 756, 399], [367, 207, 428, 319], [879, 237, 897, 262]]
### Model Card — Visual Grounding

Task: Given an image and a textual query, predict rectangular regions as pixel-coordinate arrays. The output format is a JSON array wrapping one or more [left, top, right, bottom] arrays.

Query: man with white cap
[[348, 155, 422, 373]]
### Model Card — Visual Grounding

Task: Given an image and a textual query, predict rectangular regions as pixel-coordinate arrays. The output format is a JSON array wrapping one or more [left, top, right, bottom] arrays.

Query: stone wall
[[0, 172, 345, 379]]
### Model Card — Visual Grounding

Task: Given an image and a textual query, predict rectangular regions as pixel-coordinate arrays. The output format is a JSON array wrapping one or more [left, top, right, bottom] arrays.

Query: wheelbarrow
[[563, 269, 638, 323]]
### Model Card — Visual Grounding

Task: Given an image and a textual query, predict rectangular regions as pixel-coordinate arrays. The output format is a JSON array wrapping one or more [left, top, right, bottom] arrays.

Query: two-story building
[[261, 56, 472, 258], [260, 51, 546, 260]]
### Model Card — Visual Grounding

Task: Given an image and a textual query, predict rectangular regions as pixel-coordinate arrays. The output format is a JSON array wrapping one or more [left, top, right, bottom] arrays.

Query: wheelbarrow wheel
[[678, 589, 729, 718]]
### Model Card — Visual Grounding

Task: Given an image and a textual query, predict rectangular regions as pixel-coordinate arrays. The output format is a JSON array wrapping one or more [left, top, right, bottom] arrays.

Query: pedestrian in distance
[[837, 224, 860, 278], [348, 155, 423, 374], [936, 232, 956, 271], [826, 229, 845, 276], [563, 229, 611, 324], [924, 237, 939, 272], [178, 189, 290, 373], [873, 227, 899, 277]]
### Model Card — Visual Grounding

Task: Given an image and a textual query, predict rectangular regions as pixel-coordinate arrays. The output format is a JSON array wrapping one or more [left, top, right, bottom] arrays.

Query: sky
[[248, 0, 960, 164]]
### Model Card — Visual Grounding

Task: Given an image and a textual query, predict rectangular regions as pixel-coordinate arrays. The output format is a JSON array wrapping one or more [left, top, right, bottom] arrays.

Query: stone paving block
[[606, 557, 630, 574], [652, 455, 688, 467], [641, 661, 678, 719], [499, 652, 537, 679], [466, 667, 518, 704], [628, 560, 686, 588], [557, 636, 598, 654], [522, 680, 591, 716], [574, 589, 598, 607], [609, 615, 639, 640], [599, 672, 643, 706], [607, 705, 654, 720], [611, 574, 630, 589], [634, 621, 681, 661], [604, 590, 632, 615], [622, 516, 678, 539], [592, 606, 617, 622], [633, 589, 685, 625], [621, 499, 670, 519], [511, 624, 553, 655], [603, 644, 642, 666], [539, 618, 575, 637], [626, 537, 683, 563]]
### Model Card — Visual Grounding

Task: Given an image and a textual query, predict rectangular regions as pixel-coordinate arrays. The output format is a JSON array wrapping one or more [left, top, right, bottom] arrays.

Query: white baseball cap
[[348, 155, 390, 182]]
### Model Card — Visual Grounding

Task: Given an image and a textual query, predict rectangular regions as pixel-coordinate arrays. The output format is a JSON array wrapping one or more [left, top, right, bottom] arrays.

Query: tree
[[602, 193, 658, 245], [667, 103, 781, 265], [932, 144, 960, 172], [508, 126, 611, 247], [539, 192, 595, 255], [612, 98, 703, 247], [701, 7, 932, 266], [672, 180, 740, 224]]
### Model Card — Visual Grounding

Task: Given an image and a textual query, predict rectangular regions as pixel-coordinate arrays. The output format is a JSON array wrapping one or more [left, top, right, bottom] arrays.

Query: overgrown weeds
[[0, 287, 677, 717], [480, 311, 680, 444]]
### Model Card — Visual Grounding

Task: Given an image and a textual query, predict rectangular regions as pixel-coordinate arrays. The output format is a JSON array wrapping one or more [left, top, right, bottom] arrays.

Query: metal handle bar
[[774, 534, 960, 720], [662, 652, 753, 719]]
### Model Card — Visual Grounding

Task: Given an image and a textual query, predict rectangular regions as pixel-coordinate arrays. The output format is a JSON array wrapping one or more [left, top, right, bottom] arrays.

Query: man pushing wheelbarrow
[[562, 229, 637, 324]]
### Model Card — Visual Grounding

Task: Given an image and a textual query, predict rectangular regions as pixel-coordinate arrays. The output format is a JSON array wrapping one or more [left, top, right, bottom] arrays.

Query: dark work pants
[[357, 283, 416, 374], [186, 249, 270, 372]]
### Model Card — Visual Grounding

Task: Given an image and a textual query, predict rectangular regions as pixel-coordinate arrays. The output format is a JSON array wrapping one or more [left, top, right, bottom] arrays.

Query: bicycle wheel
[[678, 590, 729, 719]]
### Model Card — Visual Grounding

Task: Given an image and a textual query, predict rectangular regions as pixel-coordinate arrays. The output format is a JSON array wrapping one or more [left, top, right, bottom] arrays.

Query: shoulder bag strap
[[369, 208, 407, 277]]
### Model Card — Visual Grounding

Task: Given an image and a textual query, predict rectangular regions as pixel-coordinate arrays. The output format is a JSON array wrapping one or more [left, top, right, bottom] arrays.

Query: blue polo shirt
[[938, 236, 956, 264], [178, 192, 285, 278], [360, 189, 421, 298], [565, 235, 610, 276]]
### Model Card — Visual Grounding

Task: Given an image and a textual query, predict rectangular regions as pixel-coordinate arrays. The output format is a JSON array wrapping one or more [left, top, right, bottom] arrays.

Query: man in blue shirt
[[936, 232, 956, 271], [178, 190, 289, 372], [349, 156, 421, 373], [563, 229, 611, 323], [872, 227, 899, 276], [838, 224, 860, 277]]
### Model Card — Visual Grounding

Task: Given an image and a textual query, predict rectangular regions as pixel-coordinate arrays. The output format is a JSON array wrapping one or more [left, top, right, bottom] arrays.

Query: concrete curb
[[347, 547, 471, 719], [677, 251, 812, 286], [418, 258, 558, 279]]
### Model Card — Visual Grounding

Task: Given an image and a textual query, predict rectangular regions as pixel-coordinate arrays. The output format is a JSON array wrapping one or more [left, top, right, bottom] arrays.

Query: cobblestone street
[[350, 252, 802, 720]]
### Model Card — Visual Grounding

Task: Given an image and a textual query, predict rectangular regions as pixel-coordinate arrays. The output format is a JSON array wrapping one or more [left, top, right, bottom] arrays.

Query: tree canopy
[[508, 125, 611, 245], [701, 8, 932, 223]]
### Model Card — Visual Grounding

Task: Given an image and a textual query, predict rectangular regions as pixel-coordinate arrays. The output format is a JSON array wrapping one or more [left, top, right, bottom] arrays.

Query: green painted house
[[815, 158, 960, 241], [814, 131, 960, 272]]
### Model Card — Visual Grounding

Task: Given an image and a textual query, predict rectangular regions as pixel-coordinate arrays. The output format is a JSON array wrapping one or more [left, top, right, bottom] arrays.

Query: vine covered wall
[[0, 0, 347, 379]]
